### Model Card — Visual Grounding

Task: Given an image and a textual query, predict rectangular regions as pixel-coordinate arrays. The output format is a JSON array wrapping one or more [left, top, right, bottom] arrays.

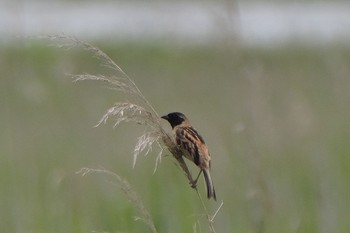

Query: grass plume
[[45, 35, 167, 165]]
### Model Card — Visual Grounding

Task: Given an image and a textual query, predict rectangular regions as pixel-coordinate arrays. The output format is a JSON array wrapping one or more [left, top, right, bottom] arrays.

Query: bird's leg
[[191, 170, 203, 188]]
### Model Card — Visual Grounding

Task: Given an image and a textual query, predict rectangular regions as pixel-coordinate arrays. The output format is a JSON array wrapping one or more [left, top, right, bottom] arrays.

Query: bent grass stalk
[[47, 34, 221, 232], [76, 168, 157, 233]]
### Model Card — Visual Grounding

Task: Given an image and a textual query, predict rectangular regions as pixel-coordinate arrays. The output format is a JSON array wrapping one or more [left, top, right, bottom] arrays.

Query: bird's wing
[[175, 127, 205, 166]]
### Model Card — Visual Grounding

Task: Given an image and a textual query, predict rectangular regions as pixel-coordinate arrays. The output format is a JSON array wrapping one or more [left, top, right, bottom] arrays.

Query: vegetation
[[1, 39, 350, 232]]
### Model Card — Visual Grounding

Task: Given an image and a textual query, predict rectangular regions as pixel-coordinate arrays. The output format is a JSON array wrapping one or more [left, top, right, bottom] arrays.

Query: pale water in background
[[1, 1, 350, 46]]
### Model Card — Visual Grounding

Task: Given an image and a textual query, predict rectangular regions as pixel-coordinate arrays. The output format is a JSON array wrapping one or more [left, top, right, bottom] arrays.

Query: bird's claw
[[190, 181, 197, 189]]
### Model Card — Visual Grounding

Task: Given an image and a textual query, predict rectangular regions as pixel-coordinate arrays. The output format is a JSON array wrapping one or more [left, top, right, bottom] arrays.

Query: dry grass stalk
[[77, 168, 157, 233], [47, 34, 221, 232]]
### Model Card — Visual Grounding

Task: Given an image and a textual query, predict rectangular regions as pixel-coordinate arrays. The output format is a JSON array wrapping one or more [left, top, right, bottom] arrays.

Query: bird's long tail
[[203, 168, 216, 200]]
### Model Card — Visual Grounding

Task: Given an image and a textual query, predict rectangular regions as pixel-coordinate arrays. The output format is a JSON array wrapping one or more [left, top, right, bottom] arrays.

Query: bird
[[161, 112, 216, 200]]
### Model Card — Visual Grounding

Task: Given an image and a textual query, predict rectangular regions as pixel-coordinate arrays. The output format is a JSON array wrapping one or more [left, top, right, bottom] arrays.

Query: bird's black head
[[161, 112, 188, 129]]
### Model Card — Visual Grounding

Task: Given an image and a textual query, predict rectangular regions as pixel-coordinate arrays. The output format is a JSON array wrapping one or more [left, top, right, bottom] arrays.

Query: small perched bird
[[161, 112, 216, 200]]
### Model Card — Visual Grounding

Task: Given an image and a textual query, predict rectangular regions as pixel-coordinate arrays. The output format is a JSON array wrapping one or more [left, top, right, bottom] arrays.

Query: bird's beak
[[161, 115, 169, 120]]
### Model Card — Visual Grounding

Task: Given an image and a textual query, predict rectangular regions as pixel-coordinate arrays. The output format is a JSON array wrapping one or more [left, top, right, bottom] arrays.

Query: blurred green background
[[1, 1, 350, 231], [2, 40, 350, 233]]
